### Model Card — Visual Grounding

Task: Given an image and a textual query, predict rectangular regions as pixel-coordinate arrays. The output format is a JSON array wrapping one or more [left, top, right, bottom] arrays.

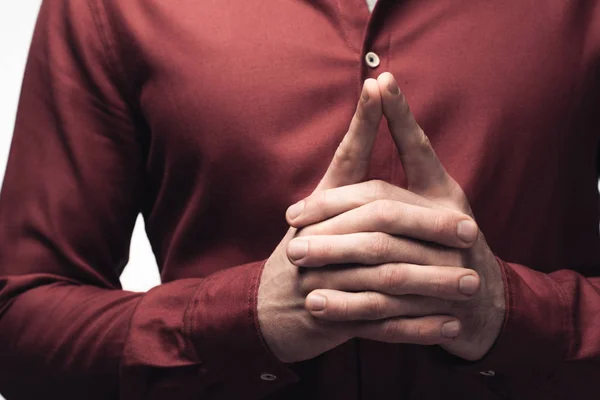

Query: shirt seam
[[334, 0, 360, 55], [185, 281, 204, 362], [545, 273, 573, 364], [117, 293, 148, 379], [87, 0, 136, 112]]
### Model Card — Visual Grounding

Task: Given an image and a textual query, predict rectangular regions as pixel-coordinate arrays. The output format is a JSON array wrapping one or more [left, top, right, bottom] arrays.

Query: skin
[[257, 73, 505, 363]]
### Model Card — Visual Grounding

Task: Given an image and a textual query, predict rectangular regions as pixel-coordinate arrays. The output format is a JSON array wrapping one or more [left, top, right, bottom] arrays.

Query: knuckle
[[413, 245, 430, 265], [330, 297, 350, 320], [382, 319, 401, 342], [367, 180, 390, 201], [372, 199, 394, 228], [430, 272, 446, 296], [378, 264, 406, 293], [412, 321, 436, 345], [363, 292, 385, 319], [333, 141, 355, 167], [428, 212, 452, 236], [366, 233, 391, 259], [308, 190, 329, 212]]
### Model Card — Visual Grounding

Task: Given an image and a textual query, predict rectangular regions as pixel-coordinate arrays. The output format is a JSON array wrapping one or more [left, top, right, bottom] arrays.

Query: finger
[[305, 289, 450, 321], [377, 72, 452, 195], [298, 261, 480, 301], [295, 200, 479, 248], [289, 232, 463, 267], [314, 79, 382, 192], [287, 179, 438, 227], [355, 316, 461, 344]]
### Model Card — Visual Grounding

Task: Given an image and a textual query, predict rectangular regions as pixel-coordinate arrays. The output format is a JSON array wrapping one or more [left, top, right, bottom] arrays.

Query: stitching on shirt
[[117, 294, 146, 376], [545, 274, 572, 364], [87, 0, 137, 110], [184, 282, 203, 362], [334, 0, 360, 55], [87, 1, 120, 94]]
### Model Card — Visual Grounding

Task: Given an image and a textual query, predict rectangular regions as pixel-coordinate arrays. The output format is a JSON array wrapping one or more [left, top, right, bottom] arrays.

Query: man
[[0, 0, 598, 399]]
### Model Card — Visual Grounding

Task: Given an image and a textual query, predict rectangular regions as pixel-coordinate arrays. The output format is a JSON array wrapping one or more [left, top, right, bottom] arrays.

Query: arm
[[449, 259, 600, 377], [0, 2, 295, 398], [465, 8, 600, 377], [286, 72, 600, 380]]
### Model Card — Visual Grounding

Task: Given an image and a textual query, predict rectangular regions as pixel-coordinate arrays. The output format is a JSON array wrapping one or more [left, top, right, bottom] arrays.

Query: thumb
[[315, 78, 382, 192]]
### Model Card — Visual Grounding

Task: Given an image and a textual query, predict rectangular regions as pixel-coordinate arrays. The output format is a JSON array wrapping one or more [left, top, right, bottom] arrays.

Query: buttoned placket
[[332, 0, 406, 398]]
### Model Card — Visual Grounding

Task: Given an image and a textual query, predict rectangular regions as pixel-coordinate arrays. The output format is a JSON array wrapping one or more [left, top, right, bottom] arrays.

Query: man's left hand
[[286, 72, 506, 362]]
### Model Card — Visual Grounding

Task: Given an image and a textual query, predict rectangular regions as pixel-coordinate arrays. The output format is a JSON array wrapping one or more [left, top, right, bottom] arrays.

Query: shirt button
[[365, 52, 380, 68], [479, 370, 496, 377], [260, 373, 277, 381]]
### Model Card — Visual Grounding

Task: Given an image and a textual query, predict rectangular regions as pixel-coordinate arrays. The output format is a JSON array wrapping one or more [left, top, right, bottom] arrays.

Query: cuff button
[[260, 373, 277, 381]]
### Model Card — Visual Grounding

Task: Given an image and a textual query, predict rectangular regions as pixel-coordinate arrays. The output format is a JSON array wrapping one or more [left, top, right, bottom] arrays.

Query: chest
[[119, 0, 600, 268]]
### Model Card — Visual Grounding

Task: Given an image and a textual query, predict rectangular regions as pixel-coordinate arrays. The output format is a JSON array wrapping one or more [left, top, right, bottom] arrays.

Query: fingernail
[[459, 275, 480, 296], [387, 74, 400, 95], [457, 220, 478, 243], [442, 320, 461, 338], [361, 83, 370, 102], [288, 239, 308, 261], [287, 201, 305, 220], [306, 293, 326, 311]]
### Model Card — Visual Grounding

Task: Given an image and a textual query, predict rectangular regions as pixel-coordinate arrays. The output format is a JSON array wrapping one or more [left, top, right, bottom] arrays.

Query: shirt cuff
[[188, 260, 299, 398], [440, 258, 569, 379]]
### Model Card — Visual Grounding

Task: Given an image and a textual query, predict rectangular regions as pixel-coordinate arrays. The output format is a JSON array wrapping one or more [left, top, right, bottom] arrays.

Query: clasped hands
[[257, 73, 506, 365]]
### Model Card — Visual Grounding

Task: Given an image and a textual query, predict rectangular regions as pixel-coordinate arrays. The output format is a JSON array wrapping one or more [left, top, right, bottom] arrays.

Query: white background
[[0, 3, 159, 398], [1, 2, 600, 400]]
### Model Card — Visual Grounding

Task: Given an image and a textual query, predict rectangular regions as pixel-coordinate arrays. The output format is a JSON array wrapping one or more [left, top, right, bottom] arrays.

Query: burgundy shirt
[[1, 1, 599, 399]]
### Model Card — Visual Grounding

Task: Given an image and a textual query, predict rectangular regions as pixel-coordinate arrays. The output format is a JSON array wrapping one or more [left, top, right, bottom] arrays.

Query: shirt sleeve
[[0, 1, 297, 399], [452, 259, 587, 377], [440, 2, 600, 382]]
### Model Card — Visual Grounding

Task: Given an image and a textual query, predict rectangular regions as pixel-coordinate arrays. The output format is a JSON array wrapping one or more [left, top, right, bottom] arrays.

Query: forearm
[[447, 259, 600, 377], [0, 261, 296, 400], [0, 275, 203, 399]]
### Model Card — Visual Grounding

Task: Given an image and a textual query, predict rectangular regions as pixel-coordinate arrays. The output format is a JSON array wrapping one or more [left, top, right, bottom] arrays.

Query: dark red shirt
[[1, 0, 599, 399]]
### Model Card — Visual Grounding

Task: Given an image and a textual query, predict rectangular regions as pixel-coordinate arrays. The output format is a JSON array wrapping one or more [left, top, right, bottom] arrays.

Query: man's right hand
[[257, 78, 384, 363]]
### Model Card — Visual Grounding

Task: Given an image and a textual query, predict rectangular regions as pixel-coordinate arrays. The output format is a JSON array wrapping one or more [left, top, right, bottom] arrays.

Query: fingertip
[[286, 200, 305, 225], [361, 79, 382, 109], [441, 320, 461, 339], [306, 292, 327, 312], [458, 274, 480, 297], [456, 219, 479, 245], [360, 85, 370, 102], [287, 238, 308, 263], [376, 72, 399, 95], [376, 71, 393, 84], [363, 78, 379, 95]]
